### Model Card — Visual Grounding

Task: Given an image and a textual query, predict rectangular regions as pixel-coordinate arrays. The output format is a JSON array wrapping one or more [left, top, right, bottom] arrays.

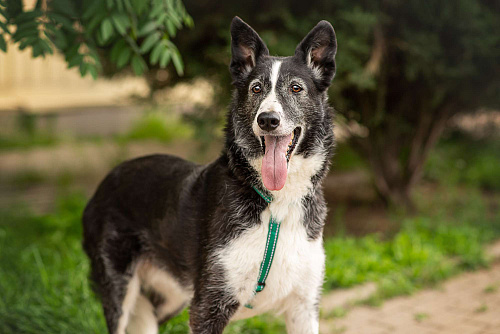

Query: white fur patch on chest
[[217, 154, 326, 320]]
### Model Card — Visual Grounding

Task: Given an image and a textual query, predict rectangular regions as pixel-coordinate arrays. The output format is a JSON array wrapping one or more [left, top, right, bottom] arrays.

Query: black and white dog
[[83, 17, 337, 334]]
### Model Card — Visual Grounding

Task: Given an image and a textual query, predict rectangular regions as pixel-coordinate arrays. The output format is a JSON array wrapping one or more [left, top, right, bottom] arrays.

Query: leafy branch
[[0, 0, 193, 78]]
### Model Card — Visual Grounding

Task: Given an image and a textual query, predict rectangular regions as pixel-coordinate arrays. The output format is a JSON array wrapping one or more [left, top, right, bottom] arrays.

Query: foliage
[[171, 0, 500, 208], [0, 0, 192, 78], [424, 133, 500, 191], [0, 108, 196, 150], [0, 113, 59, 150], [336, 0, 500, 208], [0, 193, 285, 333], [332, 142, 368, 171], [0, 131, 58, 150], [120, 109, 194, 143]]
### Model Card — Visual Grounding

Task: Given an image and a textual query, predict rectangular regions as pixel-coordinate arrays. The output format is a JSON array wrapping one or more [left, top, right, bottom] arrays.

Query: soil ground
[[320, 243, 500, 334]]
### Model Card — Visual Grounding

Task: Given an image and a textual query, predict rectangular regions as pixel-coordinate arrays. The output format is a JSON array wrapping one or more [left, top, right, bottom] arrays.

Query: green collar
[[252, 185, 273, 204], [245, 186, 281, 309]]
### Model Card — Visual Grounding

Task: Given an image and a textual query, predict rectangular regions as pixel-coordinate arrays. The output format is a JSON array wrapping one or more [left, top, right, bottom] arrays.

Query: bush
[[121, 110, 194, 143], [425, 135, 500, 190]]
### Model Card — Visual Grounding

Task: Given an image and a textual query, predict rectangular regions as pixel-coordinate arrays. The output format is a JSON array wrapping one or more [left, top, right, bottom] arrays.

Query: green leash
[[244, 186, 281, 309]]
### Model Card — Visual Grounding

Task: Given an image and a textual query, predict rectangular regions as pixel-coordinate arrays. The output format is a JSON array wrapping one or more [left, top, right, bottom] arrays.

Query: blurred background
[[0, 0, 499, 333]]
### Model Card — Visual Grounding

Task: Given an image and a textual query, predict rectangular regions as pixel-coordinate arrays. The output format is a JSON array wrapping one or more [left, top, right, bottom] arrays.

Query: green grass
[[0, 132, 59, 150], [414, 312, 429, 322], [324, 186, 499, 305], [0, 194, 104, 333], [8, 170, 48, 188], [0, 113, 60, 150], [475, 303, 488, 313], [324, 217, 491, 290], [483, 283, 499, 294], [120, 111, 194, 143], [0, 193, 285, 334], [0, 109, 195, 151]]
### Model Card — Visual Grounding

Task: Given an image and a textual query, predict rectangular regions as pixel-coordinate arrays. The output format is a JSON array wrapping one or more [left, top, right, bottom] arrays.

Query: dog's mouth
[[260, 127, 301, 162], [259, 127, 301, 191]]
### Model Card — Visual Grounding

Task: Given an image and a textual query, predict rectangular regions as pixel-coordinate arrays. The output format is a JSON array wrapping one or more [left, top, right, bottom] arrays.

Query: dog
[[82, 16, 337, 334]]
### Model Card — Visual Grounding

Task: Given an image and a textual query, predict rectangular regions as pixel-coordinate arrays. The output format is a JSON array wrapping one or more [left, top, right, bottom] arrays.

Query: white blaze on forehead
[[263, 60, 282, 114], [270, 60, 282, 92], [259, 60, 282, 113], [253, 60, 295, 136]]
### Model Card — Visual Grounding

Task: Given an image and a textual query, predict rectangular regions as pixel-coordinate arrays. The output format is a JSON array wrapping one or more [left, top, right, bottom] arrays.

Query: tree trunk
[[343, 22, 457, 212], [349, 103, 454, 212]]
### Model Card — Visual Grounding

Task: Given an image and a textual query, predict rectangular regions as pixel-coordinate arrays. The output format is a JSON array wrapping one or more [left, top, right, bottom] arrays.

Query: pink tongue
[[262, 134, 292, 191]]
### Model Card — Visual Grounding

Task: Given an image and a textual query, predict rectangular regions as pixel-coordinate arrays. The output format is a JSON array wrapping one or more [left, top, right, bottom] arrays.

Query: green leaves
[[148, 38, 183, 74], [137, 22, 159, 37], [139, 32, 161, 54], [0, 2, 9, 52], [0, 0, 193, 78], [159, 49, 171, 68], [100, 18, 114, 43], [171, 48, 183, 75], [131, 53, 146, 75], [117, 47, 131, 68], [0, 34, 6, 51], [111, 13, 129, 35]]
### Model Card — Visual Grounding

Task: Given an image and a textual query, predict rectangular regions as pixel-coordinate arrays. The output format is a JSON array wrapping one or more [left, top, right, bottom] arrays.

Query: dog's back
[[83, 154, 197, 260]]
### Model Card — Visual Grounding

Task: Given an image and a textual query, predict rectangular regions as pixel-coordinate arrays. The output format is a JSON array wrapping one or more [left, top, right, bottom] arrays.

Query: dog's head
[[228, 17, 337, 192]]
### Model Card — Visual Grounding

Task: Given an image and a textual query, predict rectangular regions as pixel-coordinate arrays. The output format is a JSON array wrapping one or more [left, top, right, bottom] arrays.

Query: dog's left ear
[[295, 21, 337, 91], [230, 16, 269, 83]]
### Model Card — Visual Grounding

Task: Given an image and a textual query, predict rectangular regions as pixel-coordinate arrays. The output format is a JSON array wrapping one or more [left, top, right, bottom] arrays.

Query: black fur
[[295, 20, 337, 91], [230, 16, 270, 86], [83, 17, 337, 334]]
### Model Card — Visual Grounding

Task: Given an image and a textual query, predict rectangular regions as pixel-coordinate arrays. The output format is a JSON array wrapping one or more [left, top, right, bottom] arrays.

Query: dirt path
[[320, 261, 500, 334]]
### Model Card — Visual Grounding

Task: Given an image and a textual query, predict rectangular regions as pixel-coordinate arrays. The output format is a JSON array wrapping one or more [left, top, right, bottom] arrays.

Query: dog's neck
[[249, 154, 326, 203]]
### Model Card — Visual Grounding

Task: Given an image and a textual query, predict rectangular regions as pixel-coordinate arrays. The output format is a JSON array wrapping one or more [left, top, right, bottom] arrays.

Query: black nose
[[257, 112, 280, 132]]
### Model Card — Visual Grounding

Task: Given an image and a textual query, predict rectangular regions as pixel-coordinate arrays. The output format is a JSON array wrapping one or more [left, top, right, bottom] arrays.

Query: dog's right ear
[[230, 17, 269, 83]]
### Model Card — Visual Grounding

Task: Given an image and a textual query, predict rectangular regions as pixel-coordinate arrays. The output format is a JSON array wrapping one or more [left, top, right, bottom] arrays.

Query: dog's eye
[[252, 85, 262, 94], [291, 84, 302, 93]]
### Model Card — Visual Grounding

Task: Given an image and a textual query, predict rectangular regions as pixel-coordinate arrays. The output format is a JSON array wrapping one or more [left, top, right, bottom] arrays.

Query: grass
[[119, 110, 194, 144], [0, 132, 59, 150], [324, 185, 499, 306], [0, 108, 195, 151], [0, 113, 60, 150], [483, 283, 499, 294], [414, 312, 429, 322], [323, 306, 348, 319], [475, 303, 488, 313], [8, 170, 48, 188]]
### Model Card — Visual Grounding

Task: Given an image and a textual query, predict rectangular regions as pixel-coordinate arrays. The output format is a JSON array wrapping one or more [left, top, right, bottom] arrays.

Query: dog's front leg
[[189, 285, 239, 334], [284, 292, 321, 334]]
